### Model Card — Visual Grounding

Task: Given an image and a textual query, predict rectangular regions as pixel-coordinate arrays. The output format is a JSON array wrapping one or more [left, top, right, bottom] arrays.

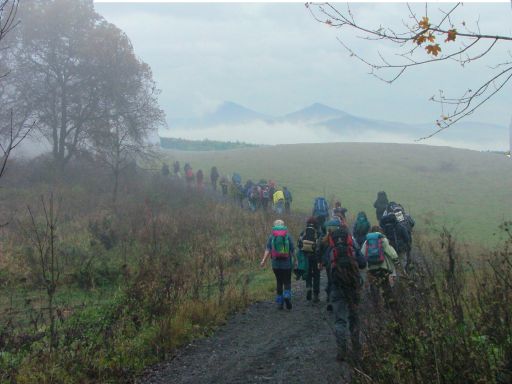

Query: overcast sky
[[94, 2, 512, 132]]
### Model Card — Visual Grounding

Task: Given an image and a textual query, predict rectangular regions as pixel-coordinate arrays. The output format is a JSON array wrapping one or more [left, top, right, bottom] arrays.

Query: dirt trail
[[139, 282, 351, 384]]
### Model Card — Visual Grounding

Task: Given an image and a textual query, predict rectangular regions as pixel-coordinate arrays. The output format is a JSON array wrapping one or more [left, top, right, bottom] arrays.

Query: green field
[[162, 142, 512, 244]]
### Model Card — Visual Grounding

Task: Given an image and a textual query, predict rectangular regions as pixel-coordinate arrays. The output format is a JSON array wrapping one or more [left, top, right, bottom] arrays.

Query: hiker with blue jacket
[[260, 219, 296, 310], [361, 225, 401, 308]]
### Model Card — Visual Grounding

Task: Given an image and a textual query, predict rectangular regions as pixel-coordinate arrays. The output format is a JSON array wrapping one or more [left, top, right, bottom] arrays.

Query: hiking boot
[[283, 290, 292, 310], [326, 303, 333, 312], [276, 295, 284, 310], [306, 289, 312, 301], [313, 293, 320, 303]]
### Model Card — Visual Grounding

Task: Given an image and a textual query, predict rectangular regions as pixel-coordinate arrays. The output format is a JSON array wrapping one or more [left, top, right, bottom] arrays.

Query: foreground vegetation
[[356, 225, 512, 383], [0, 156, 294, 383]]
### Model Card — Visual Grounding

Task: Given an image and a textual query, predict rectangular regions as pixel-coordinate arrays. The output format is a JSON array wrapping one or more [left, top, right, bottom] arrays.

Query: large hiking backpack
[[301, 225, 317, 253], [262, 186, 270, 199], [386, 202, 415, 233], [273, 190, 285, 205], [313, 197, 329, 218], [271, 226, 290, 259], [329, 227, 359, 288], [249, 185, 259, 200], [365, 232, 385, 265], [283, 188, 292, 201], [232, 172, 242, 185]]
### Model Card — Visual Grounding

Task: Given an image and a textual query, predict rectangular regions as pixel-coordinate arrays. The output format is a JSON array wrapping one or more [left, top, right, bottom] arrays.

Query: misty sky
[[94, 2, 512, 146]]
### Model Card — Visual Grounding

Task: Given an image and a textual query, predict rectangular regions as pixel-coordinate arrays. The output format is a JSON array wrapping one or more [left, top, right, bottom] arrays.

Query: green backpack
[[271, 226, 290, 259]]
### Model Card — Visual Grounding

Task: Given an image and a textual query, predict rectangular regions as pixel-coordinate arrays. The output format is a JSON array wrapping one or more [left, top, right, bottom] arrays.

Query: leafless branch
[[307, 2, 512, 138]]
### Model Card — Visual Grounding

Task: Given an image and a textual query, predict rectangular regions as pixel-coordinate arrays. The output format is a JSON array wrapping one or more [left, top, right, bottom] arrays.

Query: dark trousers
[[305, 254, 320, 295], [273, 268, 292, 295], [325, 264, 332, 302], [331, 283, 361, 358]]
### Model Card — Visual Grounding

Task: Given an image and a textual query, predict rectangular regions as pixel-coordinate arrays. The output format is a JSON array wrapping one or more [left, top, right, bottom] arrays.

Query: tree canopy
[[2, 0, 164, 169]]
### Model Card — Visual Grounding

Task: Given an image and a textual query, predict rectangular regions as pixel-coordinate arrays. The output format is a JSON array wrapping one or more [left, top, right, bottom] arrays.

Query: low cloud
[[161, 121, 505, 151]]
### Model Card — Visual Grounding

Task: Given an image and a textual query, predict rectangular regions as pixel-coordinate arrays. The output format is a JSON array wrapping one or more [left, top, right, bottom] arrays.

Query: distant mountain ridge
[[164, 101, 508, 150]]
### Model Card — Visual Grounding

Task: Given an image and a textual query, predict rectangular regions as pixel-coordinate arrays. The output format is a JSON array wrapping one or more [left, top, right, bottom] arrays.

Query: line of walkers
[[260, 193, 415, 364], [164, 160, 293, 214]]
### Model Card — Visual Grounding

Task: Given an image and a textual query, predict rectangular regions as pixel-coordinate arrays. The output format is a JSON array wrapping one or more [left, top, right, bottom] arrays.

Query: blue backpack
[[365, 232, 385, 265], [232, 172, 242, 185], [313, 197, 329, 218]]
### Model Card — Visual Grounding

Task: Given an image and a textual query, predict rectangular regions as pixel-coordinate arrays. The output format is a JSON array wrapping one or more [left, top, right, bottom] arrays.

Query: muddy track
[[139, 282, 351, 384]]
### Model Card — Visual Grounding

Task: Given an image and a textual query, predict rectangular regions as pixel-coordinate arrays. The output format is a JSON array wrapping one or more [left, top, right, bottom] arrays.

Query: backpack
[[271, 226, 290, 259], [283, 189, 292, 201], [262, 186, 270, 199], [365, 232, 385, 265], [273, 190, 284, 205], [232, 172, 242, 185], [387, 202, 414, 232], [249, 185, 258, 200], [328, 227, 359, 288], [354, 213, 370, 237], [313, 197, 329, 218], [301, 225, 317, 253]]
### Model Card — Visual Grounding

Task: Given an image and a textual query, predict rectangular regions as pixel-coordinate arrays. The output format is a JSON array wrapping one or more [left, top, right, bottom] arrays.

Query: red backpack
[[328, 228, 359, 288]]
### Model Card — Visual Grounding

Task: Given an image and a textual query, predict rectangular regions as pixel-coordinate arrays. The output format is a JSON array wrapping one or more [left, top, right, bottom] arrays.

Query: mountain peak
[[203, 101, 269, 125], [283, 103, 348, 123]]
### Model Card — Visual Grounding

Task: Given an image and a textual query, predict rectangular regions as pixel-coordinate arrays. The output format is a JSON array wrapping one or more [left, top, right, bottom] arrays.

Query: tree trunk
[[56, 82, 67, 170], [113, 166, 119, 207]]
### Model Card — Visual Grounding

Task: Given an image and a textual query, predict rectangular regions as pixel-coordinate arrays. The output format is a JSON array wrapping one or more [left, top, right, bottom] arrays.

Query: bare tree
[[87, 23, 165, 205], [0, 0, 34, 181], [0, 1, 18, 71], [24, 194, 61, 352], [308, 2, 512, 139], [0, 109, 34, 180], [4, 0, 164, 173]]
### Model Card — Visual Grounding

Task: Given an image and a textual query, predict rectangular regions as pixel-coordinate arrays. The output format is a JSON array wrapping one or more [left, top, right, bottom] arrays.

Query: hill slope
[[162, 142, 512, 243]]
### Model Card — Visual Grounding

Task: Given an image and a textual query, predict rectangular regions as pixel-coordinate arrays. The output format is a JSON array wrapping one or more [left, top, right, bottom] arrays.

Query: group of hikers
[[260, 191, 415, 364], [164, 160, 293, 214]]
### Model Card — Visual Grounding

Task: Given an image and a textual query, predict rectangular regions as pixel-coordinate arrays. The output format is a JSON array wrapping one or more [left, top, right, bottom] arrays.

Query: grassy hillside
[[162, 142, 512, 244]]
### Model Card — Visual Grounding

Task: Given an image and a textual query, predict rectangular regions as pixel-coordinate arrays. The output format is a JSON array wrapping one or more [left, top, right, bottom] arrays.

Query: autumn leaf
[[445, 29, 457, 42], [414, 35, 426, 45], [325, 19, 332, 25], [419, 16, 430, 30], [427, 33, 435, 43], [425, 44, 441, 56]]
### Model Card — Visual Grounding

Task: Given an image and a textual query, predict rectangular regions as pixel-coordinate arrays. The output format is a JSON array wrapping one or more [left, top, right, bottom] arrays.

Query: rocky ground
[[138, 283, 353, 384]]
